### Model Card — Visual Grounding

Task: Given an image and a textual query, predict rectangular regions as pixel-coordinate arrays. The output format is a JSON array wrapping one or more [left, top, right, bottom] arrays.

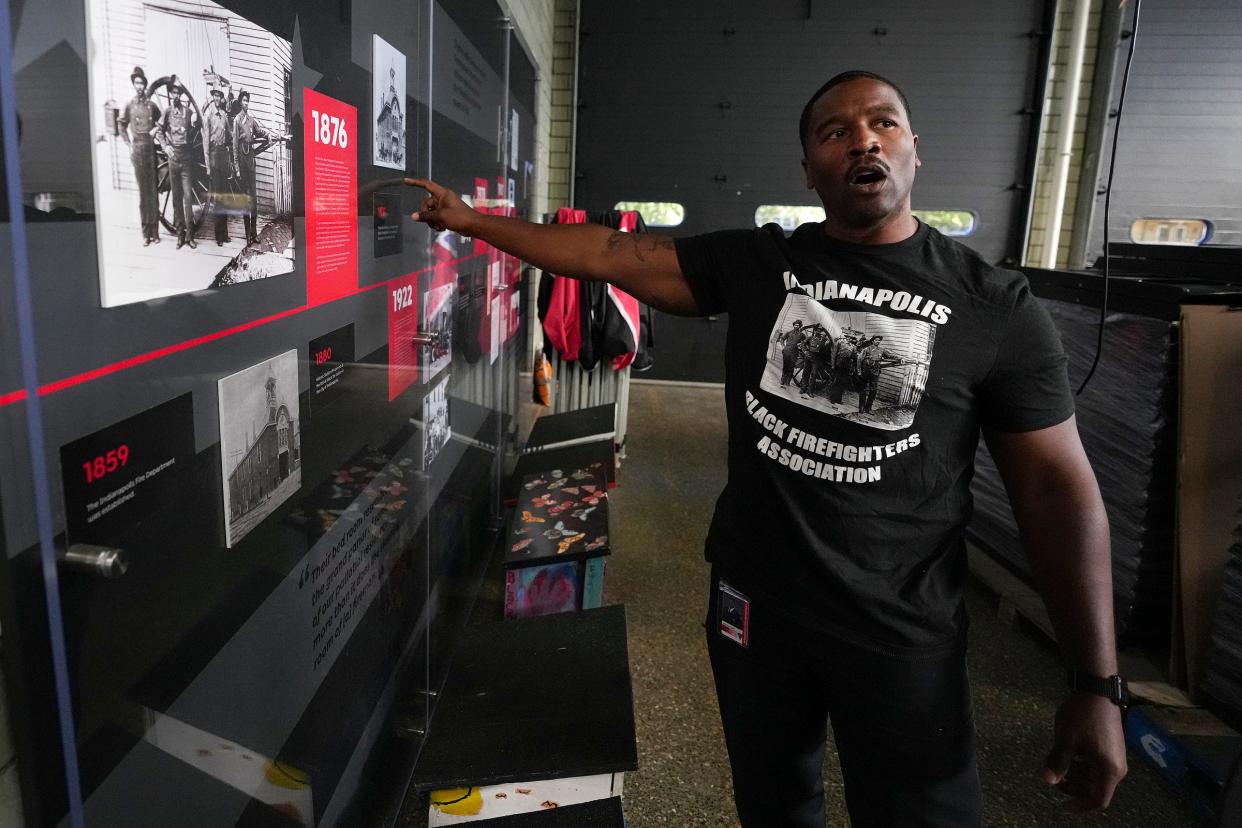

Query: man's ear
[[801, 157, 814, 189], [913, 134, 921, 169]]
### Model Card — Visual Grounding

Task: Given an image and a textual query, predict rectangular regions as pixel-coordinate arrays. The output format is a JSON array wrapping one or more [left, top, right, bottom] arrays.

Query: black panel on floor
[[524, 404, 616, 450], [409, 605, 637, 790]]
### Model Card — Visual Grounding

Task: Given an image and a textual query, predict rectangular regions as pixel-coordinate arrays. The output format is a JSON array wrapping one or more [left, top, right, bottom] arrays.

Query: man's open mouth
[[849, 166, 888, 187]]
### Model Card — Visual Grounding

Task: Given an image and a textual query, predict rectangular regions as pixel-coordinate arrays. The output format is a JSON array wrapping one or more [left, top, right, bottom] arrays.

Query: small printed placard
[[387, 271, 421, 400], [304, 89, 358, 307], [308, 323, 355, 415], [373, 192, 403, 258], [59, 393, 195, 545]]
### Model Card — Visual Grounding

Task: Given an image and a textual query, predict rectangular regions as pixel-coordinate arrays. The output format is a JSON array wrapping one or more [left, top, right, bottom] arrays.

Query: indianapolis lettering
[[782, 272, 951, 324]]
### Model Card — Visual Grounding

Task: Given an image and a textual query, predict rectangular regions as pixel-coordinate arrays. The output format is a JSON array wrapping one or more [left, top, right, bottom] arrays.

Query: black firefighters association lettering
[[745, 390, 922, 483]]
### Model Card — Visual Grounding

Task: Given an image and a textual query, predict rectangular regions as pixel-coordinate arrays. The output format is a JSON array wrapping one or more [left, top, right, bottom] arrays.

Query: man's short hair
[[799, 70, 912, 153], [792, 320, 803, 326], [210, 89, 224, 99], [238, 90, 251, 103]]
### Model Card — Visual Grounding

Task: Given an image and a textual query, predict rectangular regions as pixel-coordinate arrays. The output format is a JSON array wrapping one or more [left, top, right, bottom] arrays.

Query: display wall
[[0, 0, 536, 824]]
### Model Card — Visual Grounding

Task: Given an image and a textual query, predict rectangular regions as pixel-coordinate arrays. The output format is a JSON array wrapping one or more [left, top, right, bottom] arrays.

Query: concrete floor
[[605, 381, 1203, 827], [395, 381, 1205, 826]]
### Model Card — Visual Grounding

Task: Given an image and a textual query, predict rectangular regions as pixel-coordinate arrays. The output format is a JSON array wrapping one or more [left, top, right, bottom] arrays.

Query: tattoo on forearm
[[605, 231, 675, 262]]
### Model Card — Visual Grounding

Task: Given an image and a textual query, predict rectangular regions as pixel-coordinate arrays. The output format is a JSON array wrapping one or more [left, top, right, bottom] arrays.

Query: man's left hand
[[1041, 692, 1128, 811]]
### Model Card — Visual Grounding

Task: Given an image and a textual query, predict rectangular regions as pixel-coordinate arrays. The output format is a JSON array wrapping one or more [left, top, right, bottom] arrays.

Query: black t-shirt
[[675, 221, 1074, 653]]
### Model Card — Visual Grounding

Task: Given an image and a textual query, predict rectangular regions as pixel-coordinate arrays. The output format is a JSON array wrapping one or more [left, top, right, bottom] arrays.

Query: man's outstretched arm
[[984, 415, 1127, 812], [406, 178, 701, 316]]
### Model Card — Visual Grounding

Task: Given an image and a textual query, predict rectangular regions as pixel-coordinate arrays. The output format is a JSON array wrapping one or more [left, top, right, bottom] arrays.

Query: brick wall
[[499, 0, 576, 364], [548, 0, 578, 210]]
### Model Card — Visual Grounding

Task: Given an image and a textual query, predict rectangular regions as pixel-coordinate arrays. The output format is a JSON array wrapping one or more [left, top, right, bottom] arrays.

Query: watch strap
[[1067, 668, 1130, 708]]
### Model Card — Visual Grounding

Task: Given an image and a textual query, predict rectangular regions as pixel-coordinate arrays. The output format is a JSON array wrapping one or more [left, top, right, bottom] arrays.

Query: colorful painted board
[[504, 464, 611, 619], [504, 562, 582, 620], [506, 465, 609, 567]]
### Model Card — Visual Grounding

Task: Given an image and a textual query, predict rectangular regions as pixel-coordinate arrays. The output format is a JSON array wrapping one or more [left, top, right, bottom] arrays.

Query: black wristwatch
[[1067, 668, 1130, 709]]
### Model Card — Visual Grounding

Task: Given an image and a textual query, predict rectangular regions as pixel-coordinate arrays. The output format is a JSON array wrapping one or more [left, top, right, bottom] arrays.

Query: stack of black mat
[[1202, 502, 1242, 724], [968, 297, 1179, 641]]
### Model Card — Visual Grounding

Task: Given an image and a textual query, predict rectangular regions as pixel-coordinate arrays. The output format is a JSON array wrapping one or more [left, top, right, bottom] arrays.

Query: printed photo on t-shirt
[[760, 291, 935, 431]]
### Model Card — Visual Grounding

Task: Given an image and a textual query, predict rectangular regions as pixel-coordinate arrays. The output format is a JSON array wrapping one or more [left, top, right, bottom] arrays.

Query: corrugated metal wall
[[576, 0, 1047, 254], [574, 0, 1049, 383], [1086, 0, 1242, 256]]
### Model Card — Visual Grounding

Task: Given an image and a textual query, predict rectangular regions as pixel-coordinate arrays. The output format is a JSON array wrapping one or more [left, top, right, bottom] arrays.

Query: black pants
[[859, 373, 879, 413], [705, 575, 980, 827], [781, 350, 798, 386], [168, 146, 194, 240], [828, 365, 851, 403], [800, 357, 827, 395], [209, 146, 232, 243], [238, 154, 257, 242], [130, 140, 159, 240]]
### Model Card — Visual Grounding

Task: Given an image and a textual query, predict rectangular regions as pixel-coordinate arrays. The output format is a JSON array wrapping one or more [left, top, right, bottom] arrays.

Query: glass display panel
[[0, 0, 531, 823]]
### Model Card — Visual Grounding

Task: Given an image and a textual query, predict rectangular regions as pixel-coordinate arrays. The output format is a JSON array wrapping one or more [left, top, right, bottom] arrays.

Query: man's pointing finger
[[404, 177, 442, 196]]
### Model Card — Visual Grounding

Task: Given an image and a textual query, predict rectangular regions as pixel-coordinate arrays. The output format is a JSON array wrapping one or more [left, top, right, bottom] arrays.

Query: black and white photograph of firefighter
[[422, 279, 453, 382], [218, 349, 302, 547], [760, 291, 935, 432], [421, 380, 450, 471], [86, 0, 294, 308], [372, 34, 405, 171]]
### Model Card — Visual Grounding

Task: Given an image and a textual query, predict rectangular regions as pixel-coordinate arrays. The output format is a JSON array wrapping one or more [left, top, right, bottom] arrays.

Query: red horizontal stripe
[[0, 252, 486, 407], [39, 305, 309, 396]]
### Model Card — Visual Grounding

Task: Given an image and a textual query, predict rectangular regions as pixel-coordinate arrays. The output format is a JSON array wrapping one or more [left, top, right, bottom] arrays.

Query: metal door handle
[[411, 331, 442, 348], [60, 544, 128, 579]]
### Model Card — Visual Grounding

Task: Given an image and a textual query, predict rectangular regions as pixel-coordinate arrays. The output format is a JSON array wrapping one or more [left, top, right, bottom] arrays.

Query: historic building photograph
[[219, 349, 302, 547]]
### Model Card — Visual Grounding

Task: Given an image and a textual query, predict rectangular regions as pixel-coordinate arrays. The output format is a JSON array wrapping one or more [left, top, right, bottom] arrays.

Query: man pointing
[[409, 70, 1126, 827]]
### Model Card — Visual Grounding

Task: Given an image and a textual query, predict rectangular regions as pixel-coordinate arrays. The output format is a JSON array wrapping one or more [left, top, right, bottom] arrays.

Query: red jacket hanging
[[539, 209, 643, 371], [605, 211, 642, 370], [542, 208, 589, 362]]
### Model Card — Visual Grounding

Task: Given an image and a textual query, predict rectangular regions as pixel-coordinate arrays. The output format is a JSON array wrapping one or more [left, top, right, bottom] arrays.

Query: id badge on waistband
[[717, 580, 750, 647]]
